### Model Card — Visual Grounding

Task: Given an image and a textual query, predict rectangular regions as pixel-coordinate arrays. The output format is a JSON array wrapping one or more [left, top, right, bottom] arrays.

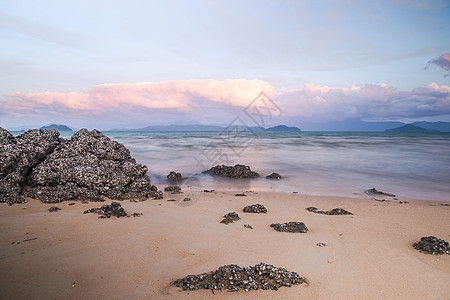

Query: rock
[[0, 128, 61, 204], [25, 129, 159, 202], [167, 171, 182, 183], [234, 193, 246, 197], [183, 197, 191, 201], [270, 222, 309, 233], [48, 206, 61, 212], [83, 201, 128, 218], [306, 207, 353, 215], [244, 224, 253, 229], [364, 188, 395, 197], [243, 204, 267, 213], [173, 262, 306, 292], [266, 173, 281, 180], [412, 236, 449, 255], [221, 212, 240, 224], [316, 243, 327, 247], [164, 186, 182, 192], [203, 164, 259, 178]]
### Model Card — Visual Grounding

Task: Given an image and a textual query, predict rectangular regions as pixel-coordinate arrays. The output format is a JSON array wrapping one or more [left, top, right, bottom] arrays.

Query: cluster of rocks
[[270, 222, 309, 233], [173, 262, 306, 292], [412, 236, 449, 255], [0, 128, 161, 204], [306, 207, 353, 215], [167, 171, 183, 183], [364, 188, 395, 197], [221, 212, 241, 224], [203, 165, 259, 178], [266, 172, 281, 180], [243, 204, 267, 213], [83, 201, 142, 218]]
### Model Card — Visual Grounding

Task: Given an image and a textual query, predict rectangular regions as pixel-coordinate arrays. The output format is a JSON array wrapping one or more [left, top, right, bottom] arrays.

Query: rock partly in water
[[0, 128, 62, 204], [306, 207, 353, 215], [83, 201, 129, 218], [270, 222, 309, 233], [412, 236, 449, 255], [243, 204, 267, 213], [173, 262, 306, 292], [23, 129, 160, 202], [167, 171, 183, 183], [221, 212, 240, 224], [266, 173, 281, 180], [364, 188, 395, 197], [203, 164, 259, 178]]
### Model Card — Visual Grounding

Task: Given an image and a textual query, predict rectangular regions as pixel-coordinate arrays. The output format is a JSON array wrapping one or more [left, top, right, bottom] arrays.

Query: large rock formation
[[0, 128, 159, 204]]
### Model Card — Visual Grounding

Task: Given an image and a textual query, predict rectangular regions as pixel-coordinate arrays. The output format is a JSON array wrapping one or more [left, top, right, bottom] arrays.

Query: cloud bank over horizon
[[1, 79, 449, 130]]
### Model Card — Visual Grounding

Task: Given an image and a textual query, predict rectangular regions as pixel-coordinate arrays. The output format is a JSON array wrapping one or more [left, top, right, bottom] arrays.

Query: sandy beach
[[0, 191, 449, 299]]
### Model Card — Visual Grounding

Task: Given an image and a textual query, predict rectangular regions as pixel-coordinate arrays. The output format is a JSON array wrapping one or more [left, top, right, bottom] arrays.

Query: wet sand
[[0, 191, 449, 299]]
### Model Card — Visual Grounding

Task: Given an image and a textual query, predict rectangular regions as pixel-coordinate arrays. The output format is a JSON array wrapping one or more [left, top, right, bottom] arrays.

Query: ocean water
[[95, 131, 450, 202]]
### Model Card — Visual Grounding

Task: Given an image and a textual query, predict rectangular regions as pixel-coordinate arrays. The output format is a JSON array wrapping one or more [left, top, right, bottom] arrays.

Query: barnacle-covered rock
[[26, 129, 158, 202], [243, 204, 267, 213], [203, 164, 259, 178], [84, 201, 128, 218], [306, 207, 353, 215], [221, 212, 240, 224], [173, 262, 306, 292], [413, 236, 449, 255], [270, 222, 309, 233], [167, 171, 183, 183]]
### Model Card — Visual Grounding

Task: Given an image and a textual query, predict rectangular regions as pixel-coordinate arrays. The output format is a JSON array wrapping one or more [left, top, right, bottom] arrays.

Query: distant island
[[265, 125, 301, 132], [384, 124, 440, 133], [40, 124, 73, 131]]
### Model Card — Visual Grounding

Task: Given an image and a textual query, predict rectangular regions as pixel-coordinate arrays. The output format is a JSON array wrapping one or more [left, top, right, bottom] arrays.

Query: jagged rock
[[306, 207, 353, 215], [413, 236, 449, 255], [25, 129, 158, 202], [173, 262, 306, 292], [266, 172, 281, 180], [270, 222, 309, 233], [83, 201, 128, 218], [243, 204, 267, 213], [364, 188, 395, 197], [221, 212, 240, 224], [203, 164, 259, 178], [167, 171, 182, 183], [0, 128, 61, 204]]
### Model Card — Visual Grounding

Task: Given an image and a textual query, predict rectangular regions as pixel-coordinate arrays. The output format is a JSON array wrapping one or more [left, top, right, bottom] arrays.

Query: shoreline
[[1, 191, 449, 299]]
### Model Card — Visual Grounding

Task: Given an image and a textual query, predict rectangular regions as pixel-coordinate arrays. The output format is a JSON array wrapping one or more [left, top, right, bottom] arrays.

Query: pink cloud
[[426, 53, 450, 77], [1, 79, 275, 114]]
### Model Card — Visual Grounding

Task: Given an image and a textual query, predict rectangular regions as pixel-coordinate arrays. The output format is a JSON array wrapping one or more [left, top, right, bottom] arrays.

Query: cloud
[[1, 79, 274, 115], [1, 80, 449, 129], [425, 53, 450, 77], [275, 82, 450, 120]]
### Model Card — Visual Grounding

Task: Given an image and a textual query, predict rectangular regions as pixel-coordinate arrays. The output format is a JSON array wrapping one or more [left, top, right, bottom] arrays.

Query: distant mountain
[[384, 124, 440, 133], [306, 119, 405, 131], [40, 124, 73, 131], [266, 125, 301, 132], [111, 124, 224, 131], [411, 121, 450, 132]]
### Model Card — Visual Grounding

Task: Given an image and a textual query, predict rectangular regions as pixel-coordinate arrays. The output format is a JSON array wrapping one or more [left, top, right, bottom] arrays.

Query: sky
[[1, 0, 450, 130]]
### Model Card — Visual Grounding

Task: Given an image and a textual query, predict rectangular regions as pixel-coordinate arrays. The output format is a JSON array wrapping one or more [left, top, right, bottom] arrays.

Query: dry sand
[[0, 191, 449, 299]]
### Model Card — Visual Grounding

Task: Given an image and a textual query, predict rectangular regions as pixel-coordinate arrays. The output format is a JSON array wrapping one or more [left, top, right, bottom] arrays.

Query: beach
[[1, 191, 449, 299]]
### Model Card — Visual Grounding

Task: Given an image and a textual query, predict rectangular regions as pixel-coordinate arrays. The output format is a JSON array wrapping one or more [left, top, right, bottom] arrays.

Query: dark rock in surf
[[266, 172, 281, 180], [364, 188, 395, 197], [203, 164, 259, 179], [167, 171, 183, 183]]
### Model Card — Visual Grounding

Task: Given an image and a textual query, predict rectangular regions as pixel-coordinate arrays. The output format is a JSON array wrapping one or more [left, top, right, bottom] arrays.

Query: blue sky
[[1, 0, 449, 130]]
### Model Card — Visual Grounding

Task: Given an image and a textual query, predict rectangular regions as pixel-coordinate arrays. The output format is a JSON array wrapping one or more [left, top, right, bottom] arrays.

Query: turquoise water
[[104, 131, 450, 201], [12, 130, 450, 201]]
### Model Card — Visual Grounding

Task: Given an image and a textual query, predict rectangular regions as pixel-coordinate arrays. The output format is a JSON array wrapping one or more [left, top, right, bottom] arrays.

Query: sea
[[30, 130, 450, 202]]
